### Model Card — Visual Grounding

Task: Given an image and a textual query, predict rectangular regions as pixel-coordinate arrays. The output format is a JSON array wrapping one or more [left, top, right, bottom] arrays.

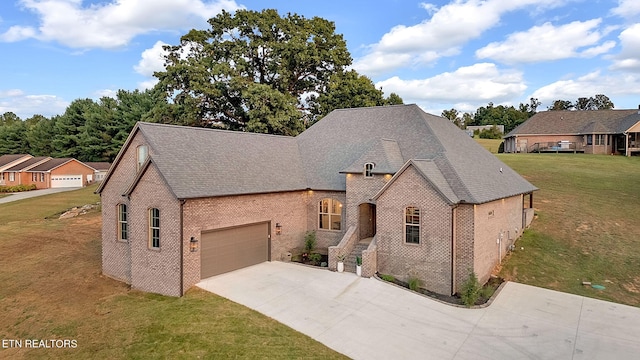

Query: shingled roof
[[101, 104, 537, 204], [4, 156, 50, 171], [506, 109, 639, 137]]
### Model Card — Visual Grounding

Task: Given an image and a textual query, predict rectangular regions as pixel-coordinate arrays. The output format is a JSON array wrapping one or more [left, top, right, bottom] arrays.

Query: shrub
[[460, 271, 481, 307], [0, 184, 37, 193], [497, 141, 505, 153], [355, 256, 362, 266], [308, 253, 322, 265], [380, 274, 395, 282], [303, 231, 316, 254], [407, 276, 421, 291]]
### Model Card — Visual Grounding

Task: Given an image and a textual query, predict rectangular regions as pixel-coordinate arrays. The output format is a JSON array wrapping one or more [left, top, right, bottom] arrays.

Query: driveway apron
[[197, 261, 640, 360]]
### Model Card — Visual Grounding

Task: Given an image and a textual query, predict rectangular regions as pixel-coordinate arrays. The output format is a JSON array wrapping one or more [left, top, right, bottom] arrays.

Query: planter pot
[[337, 261, 344, 273], [356, 265, 362, 277]]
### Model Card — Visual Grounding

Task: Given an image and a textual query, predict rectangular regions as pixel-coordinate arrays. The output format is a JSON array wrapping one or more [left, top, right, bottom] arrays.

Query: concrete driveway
[[0, 187, 81, 204], [198, 261, 640, 360]]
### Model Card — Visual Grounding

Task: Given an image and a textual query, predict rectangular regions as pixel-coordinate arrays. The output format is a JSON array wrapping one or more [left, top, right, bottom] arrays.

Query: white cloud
[[376, 63, 526, 106], [476, 19, 616, 64], [611, 0, 640, 18], [95, 89, 118, 99], [1, 0, 242, 49], [531, 70, 640, 107], [134, 41, 169, 89], [353, 0, 566, 75], [0, 89, 68, 118], [610, 24, 640, 72]]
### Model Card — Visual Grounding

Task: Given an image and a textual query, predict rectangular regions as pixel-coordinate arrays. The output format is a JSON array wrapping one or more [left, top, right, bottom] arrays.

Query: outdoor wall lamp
[[190, 236, 199, 252], [275, 223, 282, 235]]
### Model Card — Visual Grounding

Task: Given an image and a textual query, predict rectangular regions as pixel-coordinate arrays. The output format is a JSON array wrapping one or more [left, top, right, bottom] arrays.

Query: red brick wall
[[128, 163, 182, 296], [51, 160, 95, 186], [376, 165, 454, 295], [345, 173, 390, 231]]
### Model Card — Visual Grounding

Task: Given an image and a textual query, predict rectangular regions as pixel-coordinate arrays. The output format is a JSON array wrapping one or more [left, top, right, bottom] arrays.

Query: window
[[364, 163, 375, 178], [137, 145, 148, 171], [32, 173, 37, 182], [40, 173, 44, 182], [404, 207, 420, 244], [319, 199, 342, 231], [9, 172, 15, 182], [595, 135, 605, 146], [118, 204, 128, 241], [586, 134, 593, 145], [149, 208, 160, 249]]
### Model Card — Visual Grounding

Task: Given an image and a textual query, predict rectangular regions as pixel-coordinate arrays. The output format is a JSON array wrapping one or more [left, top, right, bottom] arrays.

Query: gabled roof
[[99, 104, 537, 204], [84, 162, 112, 171], [340, 139, 404, 174], [505, 109, 639, 137], [0, 154, 32, 170], [4, 156, 51, 172], [28, 158, 78, 172]]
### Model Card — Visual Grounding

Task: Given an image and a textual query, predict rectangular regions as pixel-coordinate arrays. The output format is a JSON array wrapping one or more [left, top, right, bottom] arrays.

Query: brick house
[[98, 104, 537, 297], [504, 109, 640, 155], [0, 154, 97, 188]]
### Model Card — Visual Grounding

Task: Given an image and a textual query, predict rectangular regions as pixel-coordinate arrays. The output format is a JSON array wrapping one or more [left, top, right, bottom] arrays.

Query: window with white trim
[[9, 172, 15, 182], [137, 145, 148, 171], [404, 207, 420, 244], [149, 208, 160, 249], [319, 199, 342, 231], [40, 173, 44, 182], [364, 163, 375, 178], [118, 204, 128, 241], [595, 134, 605, 145]]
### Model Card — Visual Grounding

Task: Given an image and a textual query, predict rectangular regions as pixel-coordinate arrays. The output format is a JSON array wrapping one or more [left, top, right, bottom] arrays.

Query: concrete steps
[[344, 241, 370, 273]]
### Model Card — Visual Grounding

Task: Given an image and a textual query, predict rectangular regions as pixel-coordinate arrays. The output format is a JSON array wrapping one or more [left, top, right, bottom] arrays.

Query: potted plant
[[336, 254, 346, 273], [356, 256, 362, 276]]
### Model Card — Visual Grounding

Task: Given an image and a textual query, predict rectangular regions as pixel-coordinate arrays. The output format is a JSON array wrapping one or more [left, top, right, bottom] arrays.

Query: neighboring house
[[2, 156, 52, 188], [84, 162, 112, 182], [0, 154, 98, 188], [465, 125, 505, 137], [0, 154, 33, 186], [98, 104, 537, 297], [504, 109, 640, 155]]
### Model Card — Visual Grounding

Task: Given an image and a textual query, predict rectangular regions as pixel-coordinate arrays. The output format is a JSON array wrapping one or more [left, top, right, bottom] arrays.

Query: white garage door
[[51, 175, 83, 188]]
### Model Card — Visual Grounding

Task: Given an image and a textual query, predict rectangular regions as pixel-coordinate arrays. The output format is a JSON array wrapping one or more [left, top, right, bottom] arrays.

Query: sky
[[1, 0, 640, 119]]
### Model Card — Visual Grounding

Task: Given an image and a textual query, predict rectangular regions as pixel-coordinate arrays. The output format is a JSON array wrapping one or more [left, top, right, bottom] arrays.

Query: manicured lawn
[[0, 185, 347, 359], [475, 138, 503, 153], [498, 154, 640, 307]]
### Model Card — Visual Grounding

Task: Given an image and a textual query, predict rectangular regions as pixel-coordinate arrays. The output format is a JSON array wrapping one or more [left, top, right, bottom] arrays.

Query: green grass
[[475, 138, 503, 153], [0, 187, 347, 359], [498, 154, 640, 306]]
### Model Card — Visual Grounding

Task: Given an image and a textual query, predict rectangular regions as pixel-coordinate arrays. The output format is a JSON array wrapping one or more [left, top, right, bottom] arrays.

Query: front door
[[358, 203, 376, 239]]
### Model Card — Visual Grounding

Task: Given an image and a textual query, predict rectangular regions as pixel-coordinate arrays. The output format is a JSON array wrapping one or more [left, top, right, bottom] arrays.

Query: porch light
[[275, 223, 282, 235], [190, 237, 199, 252]]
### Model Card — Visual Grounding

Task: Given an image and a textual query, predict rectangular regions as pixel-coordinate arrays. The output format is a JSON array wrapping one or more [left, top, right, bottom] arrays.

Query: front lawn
[[498, 154, 640, 307], [0, 185, 347, 359]]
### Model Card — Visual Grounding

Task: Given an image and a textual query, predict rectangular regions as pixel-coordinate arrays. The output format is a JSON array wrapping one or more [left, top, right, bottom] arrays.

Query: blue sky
[[1, 0, 640, 119]]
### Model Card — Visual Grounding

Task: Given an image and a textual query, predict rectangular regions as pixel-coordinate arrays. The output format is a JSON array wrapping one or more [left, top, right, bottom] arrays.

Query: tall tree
[[52, 98, 98, 159], [0, 121, 28, 154], [548, 100, 574, 111], [26, 117, 57, 156], [591, 94, 614, 110], [154, 9, 353, 135], [441, 108, 463, 128], [0, 112, 21, 126], [311, 70, 403, 122]]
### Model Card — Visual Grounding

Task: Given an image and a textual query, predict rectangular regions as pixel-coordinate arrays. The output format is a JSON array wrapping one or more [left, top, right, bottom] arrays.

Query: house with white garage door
[[0, 154, 96, 189], [97, 104, 537, 297]]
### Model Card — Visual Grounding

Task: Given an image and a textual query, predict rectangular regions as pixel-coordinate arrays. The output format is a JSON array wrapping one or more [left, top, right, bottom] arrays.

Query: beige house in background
[[98, 104, 537, 297], [504, 109, 640, 155]]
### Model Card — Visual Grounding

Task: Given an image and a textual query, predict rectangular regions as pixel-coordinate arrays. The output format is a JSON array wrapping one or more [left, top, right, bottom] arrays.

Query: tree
[[591, 94, 614, 110], [0, 121, 28, 154], [311, 70, 403, 122], [154, 9, 352, 135], [548, 100, 574, 111], [52, 98, 98, 159], [441, 108, 463, 128], [0, 112, 21, 126]]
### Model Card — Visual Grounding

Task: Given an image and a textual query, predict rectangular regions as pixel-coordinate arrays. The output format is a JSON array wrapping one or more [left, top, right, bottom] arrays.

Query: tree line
[[441, 94, 615, 136], [0, 9, 402, 162]]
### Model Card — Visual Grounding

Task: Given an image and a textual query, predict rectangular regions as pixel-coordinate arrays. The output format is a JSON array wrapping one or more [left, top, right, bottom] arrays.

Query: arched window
[[118, 204, 128, 241], [364, 162, 375, 178], [319, 199, 342, 231], [149, 208, 160, 249], [137, 145, 148, 171], [404, 207, 420, 244]]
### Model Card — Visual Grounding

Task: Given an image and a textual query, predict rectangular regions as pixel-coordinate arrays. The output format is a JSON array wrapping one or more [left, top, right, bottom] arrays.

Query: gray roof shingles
[[121, 104, 536, 204], [0, 154, 31, 168], [506, 109, 639, 137], [4, 156, 50, 171]]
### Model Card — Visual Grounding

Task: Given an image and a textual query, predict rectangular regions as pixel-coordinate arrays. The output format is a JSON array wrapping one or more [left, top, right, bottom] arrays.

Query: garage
[[51, 175, 83, 188], [201, 222, 270, 279]]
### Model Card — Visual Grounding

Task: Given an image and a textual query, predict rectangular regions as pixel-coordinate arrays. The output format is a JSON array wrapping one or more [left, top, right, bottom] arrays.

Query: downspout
[[451, 204, 458, 296], [179, 199, 186, 296]]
